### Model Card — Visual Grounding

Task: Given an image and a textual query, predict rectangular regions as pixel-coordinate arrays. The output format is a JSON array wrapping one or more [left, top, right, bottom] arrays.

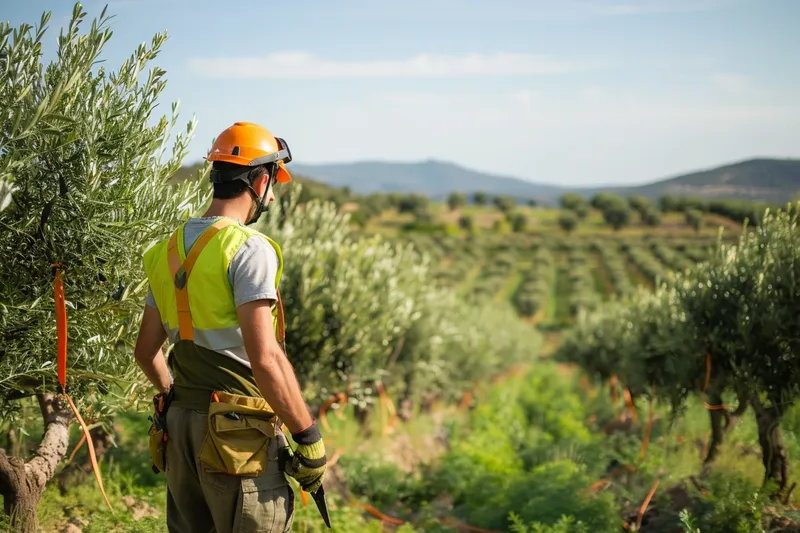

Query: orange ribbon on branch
[[622, 387, 639, 426], [638, 384, 656, 460], [53, 266, 112, 510]]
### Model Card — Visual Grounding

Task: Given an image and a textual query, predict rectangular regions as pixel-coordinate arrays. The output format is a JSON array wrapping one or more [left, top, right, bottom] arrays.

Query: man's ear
[[255, 168, 270, 195]]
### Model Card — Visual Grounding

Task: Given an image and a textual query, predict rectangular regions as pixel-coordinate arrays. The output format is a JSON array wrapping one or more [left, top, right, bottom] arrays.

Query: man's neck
[[201, 198, 249, 224]]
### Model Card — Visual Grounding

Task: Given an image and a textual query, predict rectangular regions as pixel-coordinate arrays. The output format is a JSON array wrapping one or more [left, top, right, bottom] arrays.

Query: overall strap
[[276, 289, 286, 350], [166, 218, 236, 341]]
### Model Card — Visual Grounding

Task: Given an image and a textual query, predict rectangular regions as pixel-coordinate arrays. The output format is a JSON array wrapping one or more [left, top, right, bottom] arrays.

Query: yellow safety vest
[[142, 217, 286, 357]]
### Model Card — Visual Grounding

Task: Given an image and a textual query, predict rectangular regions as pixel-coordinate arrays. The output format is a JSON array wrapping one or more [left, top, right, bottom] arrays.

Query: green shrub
[[340, 454, 422, 512], [558, 211, 578, 233], [422, 367, 619, 532]]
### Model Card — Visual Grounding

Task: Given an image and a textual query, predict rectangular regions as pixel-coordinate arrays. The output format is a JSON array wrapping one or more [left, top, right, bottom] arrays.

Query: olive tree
[[558, 203, 800, 493], [0, 6, 206, 530], [558, 211, 578, 233], [731, 207, 800, 492]]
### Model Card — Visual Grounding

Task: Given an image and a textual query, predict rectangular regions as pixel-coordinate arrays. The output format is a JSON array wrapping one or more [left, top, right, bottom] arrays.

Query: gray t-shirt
[[145, 217, 279, 310]]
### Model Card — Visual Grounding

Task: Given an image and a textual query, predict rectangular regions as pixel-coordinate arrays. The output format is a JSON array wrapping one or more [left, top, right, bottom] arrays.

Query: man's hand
[[287, 421, 327, 493], [151, 386, 174, 432]]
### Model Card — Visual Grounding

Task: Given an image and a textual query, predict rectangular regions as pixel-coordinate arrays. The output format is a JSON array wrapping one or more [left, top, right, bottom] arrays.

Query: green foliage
[[685, 208, 704, 231], [512, 247, 554, 317], [397, 193, 429, 214], [467, 251, 517, 303], [601, 199, 632, 231], [650, 243, 692, 273], [566, 247, 599, 315], [558, 211, 578, 233], [473, 191, 488, 205], [590, 193, 622, 211], [559, 193, 587, 213], [557, 283, 699, 404], [510, 211, 528, 233], [660, 194, 680, 212], [423, 367, 620, 532], [340, 454, 422, 511], [708, 198, 775, 226], [640, 207, 663, 227], [661, 472, 772, 533], [493, 195, 517, 213], [679, 196, 709, 213], [263, 197, 540, 407], [0, 4, 206, 417], [509, 514, 589, 533], [458, 213, 474, 232], [493, 218, 512, 234], [359, 193, 393, 220], [349, 209, 369, 228], [447, 192, 467, 211], [593, 242, 634, 296], [626, 245, 666, 284], [628, 195, 653, 213], [559, 203, 800, 484]]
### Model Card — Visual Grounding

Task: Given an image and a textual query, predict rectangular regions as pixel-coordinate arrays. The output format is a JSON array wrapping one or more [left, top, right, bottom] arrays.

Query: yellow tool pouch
[[149, 425, 167, 473], [199, 391, 278, 476]]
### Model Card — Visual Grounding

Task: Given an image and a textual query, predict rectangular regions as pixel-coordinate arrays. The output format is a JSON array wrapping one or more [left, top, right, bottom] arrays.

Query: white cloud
[[187, 51, 597, 79], [280, 87, 800, 185]]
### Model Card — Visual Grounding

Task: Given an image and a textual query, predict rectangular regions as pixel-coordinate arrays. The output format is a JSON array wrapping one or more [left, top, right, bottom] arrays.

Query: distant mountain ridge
[[288, 158, 800, 204]]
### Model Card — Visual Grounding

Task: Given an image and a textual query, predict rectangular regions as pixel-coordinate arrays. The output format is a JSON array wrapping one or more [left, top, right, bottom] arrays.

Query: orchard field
[[2, 5, 800, 533]]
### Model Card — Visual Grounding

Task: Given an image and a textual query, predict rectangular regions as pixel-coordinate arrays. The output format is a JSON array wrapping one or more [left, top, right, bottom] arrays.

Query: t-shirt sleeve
[[228, 235, 279, 308], [145, 286, 158, 308]]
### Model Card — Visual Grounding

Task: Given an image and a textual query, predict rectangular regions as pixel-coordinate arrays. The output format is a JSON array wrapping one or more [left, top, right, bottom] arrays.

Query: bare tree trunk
[[751, 394, 789, 497], [0, 394, 72, 533], [703, 389, 748, 467]]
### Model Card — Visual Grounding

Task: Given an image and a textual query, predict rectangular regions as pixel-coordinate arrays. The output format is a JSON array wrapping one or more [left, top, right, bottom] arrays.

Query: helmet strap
[[243, 164, 277, 226]]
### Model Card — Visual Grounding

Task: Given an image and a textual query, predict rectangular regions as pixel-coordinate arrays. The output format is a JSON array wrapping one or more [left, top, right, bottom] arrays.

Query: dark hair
[[211, 161, 271, 199]]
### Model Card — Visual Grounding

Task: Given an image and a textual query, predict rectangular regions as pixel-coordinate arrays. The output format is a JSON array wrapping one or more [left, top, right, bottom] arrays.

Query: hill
[[287, 159, 564, 202], [289, 157, 800, 204], [594, 158, 800, 203]]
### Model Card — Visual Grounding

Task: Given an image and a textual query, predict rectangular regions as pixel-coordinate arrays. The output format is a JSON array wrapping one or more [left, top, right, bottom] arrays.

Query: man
[[133, 121, 326, 533]]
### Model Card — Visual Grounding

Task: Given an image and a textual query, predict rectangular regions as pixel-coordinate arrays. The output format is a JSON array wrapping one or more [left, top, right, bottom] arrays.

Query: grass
[[18, 358, 800, 533], [496, 266, 526, 304], [366, 203, 738, 240], [588, 249, 614, 299], [7, 201, 773, 532], [552, 252, 573, 326]]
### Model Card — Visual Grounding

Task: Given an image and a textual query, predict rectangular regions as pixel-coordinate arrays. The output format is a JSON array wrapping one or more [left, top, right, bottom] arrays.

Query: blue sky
[[6, 0, 800, 186]]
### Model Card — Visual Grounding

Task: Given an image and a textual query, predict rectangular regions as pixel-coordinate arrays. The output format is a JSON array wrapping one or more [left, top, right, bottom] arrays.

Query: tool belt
[[198, 391, 279, 477]]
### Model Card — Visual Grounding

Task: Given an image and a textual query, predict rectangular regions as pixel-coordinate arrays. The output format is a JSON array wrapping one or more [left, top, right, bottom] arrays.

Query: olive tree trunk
[[751, 394, 789, 496], [0, 394, 71, 533], [703, 388, 748, 467]]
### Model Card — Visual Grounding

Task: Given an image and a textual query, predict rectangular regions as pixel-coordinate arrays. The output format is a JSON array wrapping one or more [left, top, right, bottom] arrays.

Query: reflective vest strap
[[166, 232, 193, 341], [167, 218, 237, 341]]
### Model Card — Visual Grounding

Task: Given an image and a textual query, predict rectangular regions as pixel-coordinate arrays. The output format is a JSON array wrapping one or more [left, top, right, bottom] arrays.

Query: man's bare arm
[[133, 305, 172, 394], [237, 300, 313, 434]]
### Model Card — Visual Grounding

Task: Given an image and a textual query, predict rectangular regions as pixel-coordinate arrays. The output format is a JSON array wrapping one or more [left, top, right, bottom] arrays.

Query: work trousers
[[165, 406, 294, 533]]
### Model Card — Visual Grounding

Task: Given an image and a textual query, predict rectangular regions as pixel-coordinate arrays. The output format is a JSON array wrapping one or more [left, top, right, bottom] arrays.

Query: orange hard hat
[[206, 122, 292, 183]]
